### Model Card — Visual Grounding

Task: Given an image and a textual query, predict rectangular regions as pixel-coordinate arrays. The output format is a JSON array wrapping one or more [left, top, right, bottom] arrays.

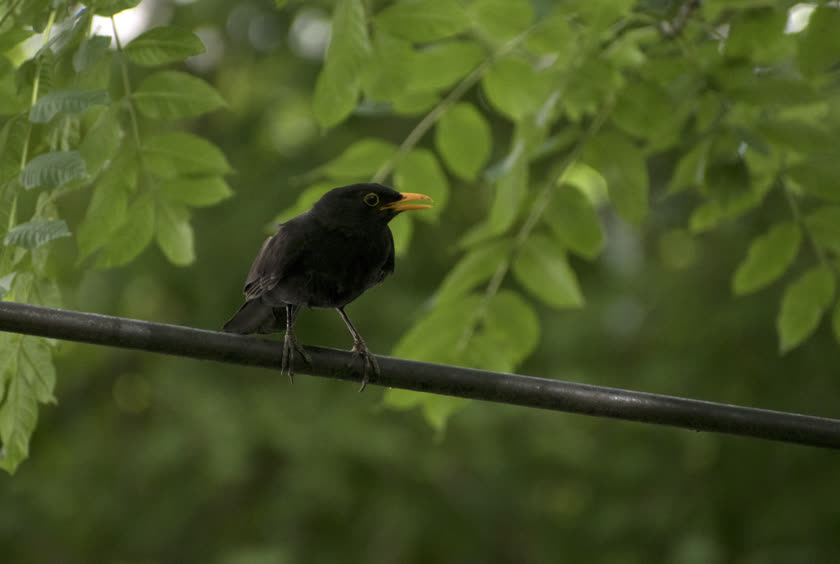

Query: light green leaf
[[435, 102, 491, 181], [471, 0, 534, 41], [560, 162, 608, 206], [482, 55, 549, 121], [389, 212, 414, 256], [0, 364, 39, 474], [375, 0, 470, 42], [805, 206, 840, 255], [777, 266, 835, 353], [78, 107, 123, 176], [668, 141, 709, 194], [583, 130, 648, 225], [393, 294, 483, 363], [313, 0, 371, 127], [29, 88, 109, 123], [73, 35, 111, 72], [124, 25, 205, 66], [20, 151, 88, 190], [274, 183, 334, 225], [323, 138, 396, 179], [725, 7, 791, 64], [78, 158, 136, 260], [733, 221, 801, 295], [524, 13, 575, 55], [360, 32, 414, 101], [92, 0, 142, 17], [408, 41, 484, 93], [159, 176, 233, 207], [394, 149, 448, 222], [156, 199, 195, 266], [491, 141, 528, 234], [20, 337, 56, 404], [133, 71, 226, 119], [0, 273, 15, 300], [4, 220, 70, 250], [611, 79, 676, 145], [96, 193, 156, 268], [392, 91, 439, 115], [544, 185, 604, 260], [483, 290, 540, 364], [435, 239, 511, 305], [797, 6, 840, 77], [513, 234, 583, 308], [142, 132, 232, 177]]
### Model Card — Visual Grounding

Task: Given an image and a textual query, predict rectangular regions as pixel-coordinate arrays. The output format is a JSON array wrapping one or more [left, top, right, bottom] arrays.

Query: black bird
[[223, 183, 434, 391]]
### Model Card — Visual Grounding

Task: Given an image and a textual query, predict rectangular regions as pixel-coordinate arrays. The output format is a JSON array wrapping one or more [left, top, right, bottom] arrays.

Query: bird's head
[[311, 183, 434, 228]]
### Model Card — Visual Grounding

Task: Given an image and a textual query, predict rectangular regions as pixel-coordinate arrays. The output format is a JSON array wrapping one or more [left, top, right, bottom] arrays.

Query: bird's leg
[[281, 304, 310, 383], [336, 307, 380, 392]]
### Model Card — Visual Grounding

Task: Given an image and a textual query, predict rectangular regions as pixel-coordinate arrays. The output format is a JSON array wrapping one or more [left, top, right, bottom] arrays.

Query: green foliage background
[[1, 0, 840, 561]]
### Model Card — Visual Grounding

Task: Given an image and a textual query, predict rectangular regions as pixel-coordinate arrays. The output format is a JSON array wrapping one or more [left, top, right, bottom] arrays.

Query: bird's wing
[[242, 225, 298, 300]]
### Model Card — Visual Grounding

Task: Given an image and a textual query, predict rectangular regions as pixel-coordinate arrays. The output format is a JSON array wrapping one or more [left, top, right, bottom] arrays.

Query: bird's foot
[[349, 341, 380, 392], [281, 331, 311, 384]]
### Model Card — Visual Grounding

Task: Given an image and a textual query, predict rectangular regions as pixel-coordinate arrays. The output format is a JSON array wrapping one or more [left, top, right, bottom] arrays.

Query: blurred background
[[2, 0, 840, 562]]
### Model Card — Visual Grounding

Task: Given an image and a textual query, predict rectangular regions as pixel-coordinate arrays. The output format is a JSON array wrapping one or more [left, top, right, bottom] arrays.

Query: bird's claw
[[281, 331, 310, 384], [349, 342, 380, 392]]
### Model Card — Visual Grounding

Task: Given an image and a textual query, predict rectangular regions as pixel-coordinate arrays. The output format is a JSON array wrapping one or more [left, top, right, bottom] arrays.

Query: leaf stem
[[111, 16, 143, 153]]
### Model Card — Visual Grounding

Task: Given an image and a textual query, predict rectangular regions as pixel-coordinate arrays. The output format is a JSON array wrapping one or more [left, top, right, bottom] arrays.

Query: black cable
[[1, 300, 839, 449]]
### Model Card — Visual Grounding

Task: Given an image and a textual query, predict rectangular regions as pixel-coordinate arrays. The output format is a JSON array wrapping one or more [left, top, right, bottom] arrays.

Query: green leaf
[[611, 79, 677, 146], [435, 102, 491, 181], [123, 26, 205, 66], [29, 88, 109, 123], [375, 0, 470, 42], [274, 183, 334, 225], [524, 13, 575, 55], [725, 7, 791, 64], [482, 55, 549, 121], [142, 132, 232, 177], [0, 273, 15, 300], [159, 176, 233, 207], [78, 107, 123, 176], [787, 159, 840, 202], [91, 0, 142, 17], [0, 361, 39, 474], [543, 185, 604, 260], [19, 337, 56, 404], [4, 220, 71, 250], [392, 294, 483, 363], [20, 151, 88, 190], [133, 71, 226, 119], [486, 138, 528, 238], [392, 91, 439, 115], [389, 211, 414, 256], [668, 141, 709, 194], [360, 32, 414, 101], [470, 0, 534, 41], [805, 206, 840, 255], [704, 158, 751, 209], [513, 234, 583, 309], [435, 239, 511, 305], [96, 193, 156, 268], [156, 199, 195, 266], [777, 266, 835, 353], [394, 149, 448, 222], [408, 41, 484, 93], [560, 162, 608, 207], [78, 159, 136, 260], [484, 290, 540, 365], [797, 6, 840, 77], [322, 138, 396, 179], [732, 221, 801, 295], [583, 130, 648, 225], [833, 299, 840, 345], [312, 0, 371, 127], [73, 35, 111, 72]]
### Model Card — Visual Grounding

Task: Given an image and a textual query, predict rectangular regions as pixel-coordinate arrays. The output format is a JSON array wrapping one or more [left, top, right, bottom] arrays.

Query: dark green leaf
[[322, 138, 396, 179], [583, 130, 648, 225], [725, 7, 792, 64], [20, 151, 88, 190], [155, 199, 195, 266], [313, 0, 371, 127], [797, 6, 840, 77], [375, 0, 470, 42], [513, 234, 584, 308], [29, 88, 109, 123], [394, 149, 448, 222], [612, 79, 677, 145], [435, 102, 491, 181], [733, 221, 801, 295], [4, 220, 70, 250], [159, 176, 233, 207], [123, 26, 205, 67], [435, 239, 511, 305], [470, 0, 534, 41], [833, 299, 840, 345], [142, 132, 232, 177], [805, 206, 840, 255], [787, 159, 840, 202], [544, 185, 604, 260], [134, 71, 226, 119], [704, 158, 751, 208], [777, 266, 835, 353], [96, 193, 156, 268]]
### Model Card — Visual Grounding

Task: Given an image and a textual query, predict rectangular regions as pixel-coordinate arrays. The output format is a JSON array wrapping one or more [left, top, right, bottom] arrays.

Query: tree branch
[[1, 301, 839, 449]]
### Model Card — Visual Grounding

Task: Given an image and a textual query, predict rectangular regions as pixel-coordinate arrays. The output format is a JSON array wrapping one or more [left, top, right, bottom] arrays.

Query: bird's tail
[[222, 301, 288, 334]]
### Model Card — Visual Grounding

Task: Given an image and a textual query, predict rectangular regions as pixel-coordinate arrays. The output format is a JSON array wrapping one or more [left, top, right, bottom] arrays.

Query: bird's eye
[[364, 193, 380, 207]]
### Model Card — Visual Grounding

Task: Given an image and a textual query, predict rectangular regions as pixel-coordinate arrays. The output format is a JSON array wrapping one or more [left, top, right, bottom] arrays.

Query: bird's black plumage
[[223, 183, 433, 390]]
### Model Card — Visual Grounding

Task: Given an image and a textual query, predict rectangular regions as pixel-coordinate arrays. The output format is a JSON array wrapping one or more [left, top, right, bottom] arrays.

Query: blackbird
[[223, 183, 433, 391]]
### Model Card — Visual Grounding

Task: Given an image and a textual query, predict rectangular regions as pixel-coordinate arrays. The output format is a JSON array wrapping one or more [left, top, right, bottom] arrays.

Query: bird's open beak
[[380, 192, 434, 212]]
